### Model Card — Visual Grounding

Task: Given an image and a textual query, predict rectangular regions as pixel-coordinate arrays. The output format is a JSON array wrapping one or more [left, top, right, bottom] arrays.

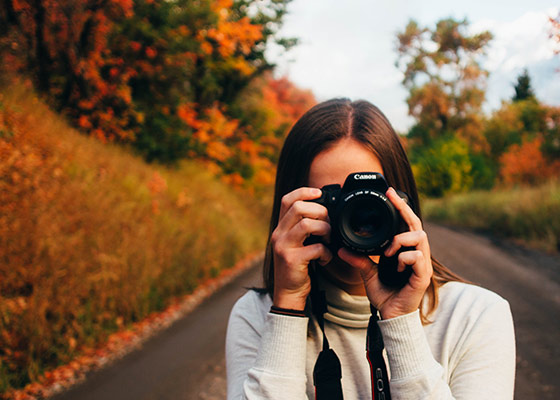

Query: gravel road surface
[[51, 223, 560, 400]]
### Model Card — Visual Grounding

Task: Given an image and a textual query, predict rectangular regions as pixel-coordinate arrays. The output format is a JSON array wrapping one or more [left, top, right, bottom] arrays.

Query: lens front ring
[[337, 190, 399, 254]]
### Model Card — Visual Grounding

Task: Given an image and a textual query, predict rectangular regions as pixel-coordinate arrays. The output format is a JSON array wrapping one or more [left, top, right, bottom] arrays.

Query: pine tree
[[512, 69, 535, 102]]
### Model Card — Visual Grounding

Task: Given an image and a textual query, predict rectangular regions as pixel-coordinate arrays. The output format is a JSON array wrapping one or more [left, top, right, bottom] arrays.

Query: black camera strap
[[310, 268, 344, 400], [367, 305, 392, 400], [309, 268, 392, 400]]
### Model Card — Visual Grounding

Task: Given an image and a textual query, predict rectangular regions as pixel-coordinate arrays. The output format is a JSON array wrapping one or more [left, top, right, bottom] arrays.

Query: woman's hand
[[271, 188, 333, 311], [338, 187, 433, 320]]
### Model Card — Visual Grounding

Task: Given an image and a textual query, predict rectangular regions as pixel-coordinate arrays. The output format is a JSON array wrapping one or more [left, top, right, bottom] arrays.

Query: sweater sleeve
[[225, 292, 310, 400], [378, 298, 515, 400]]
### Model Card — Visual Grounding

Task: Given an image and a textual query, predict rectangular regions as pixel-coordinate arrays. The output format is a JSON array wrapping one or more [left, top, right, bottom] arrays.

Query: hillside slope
[[0, 79, 269, 392]]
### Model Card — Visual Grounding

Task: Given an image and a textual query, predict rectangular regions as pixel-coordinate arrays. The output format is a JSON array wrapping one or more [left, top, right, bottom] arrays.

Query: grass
[[422, 180, 560, 254], [0, 78, 270, 393]]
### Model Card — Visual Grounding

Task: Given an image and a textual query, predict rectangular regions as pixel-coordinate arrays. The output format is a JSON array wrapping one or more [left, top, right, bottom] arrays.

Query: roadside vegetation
[[0, 81, 269, 392], [422, 181, 560, 254]]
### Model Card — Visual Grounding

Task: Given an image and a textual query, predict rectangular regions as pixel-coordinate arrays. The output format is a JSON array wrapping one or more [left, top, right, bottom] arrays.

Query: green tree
[[512, 69, 535, 102], [396, 18, 492, 151], [411, 136, 474, 197]]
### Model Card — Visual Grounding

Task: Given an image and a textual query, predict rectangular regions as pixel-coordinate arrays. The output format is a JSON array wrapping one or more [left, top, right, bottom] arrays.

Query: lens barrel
[[337, 191, 398, 254]]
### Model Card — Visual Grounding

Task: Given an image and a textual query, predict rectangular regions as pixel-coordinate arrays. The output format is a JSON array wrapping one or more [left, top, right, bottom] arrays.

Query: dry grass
[[422, 180, 560, 254], [0, 79, 269, 392]]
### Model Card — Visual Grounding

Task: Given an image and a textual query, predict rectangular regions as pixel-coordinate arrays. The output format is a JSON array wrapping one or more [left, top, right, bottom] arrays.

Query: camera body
[[308, 172, 413, 288]]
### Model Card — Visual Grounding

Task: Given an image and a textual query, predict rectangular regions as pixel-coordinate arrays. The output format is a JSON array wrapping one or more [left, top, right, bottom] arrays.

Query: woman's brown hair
[[263, 98, 465, 323]]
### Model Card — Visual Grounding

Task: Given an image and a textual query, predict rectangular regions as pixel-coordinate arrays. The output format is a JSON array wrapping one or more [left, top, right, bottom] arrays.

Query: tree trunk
[[33, 0, 51, 92]]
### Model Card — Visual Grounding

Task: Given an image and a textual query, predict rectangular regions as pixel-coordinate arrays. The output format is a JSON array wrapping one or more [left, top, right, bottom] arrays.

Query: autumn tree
[[396, 18, 492, 150], [232, 72, 315, 141], [229, 72, 315, 184], [199, 0, 298, 106], [107, 0, 267, 162], [484, 102, 525, 163], [0, 0, 301, 185], [396, 18, 494, 196], [115, 0, 299, 179], [0, 0, 137, 140], [484, 96, 560, 185]]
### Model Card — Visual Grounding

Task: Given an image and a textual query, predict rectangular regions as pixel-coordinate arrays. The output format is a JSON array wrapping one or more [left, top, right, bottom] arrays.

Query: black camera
[[307, 172, 413, 288]]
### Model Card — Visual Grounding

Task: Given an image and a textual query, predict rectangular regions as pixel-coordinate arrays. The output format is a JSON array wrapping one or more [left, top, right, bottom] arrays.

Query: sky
[[266, 0, 560, 132]]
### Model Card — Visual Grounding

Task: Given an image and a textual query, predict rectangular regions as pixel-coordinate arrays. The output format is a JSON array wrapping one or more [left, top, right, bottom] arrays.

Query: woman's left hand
[[338, 187, 433, 320]]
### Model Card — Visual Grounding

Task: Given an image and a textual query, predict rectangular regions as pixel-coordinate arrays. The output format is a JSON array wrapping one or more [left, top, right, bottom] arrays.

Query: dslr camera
[[308, 172, 413, 288]]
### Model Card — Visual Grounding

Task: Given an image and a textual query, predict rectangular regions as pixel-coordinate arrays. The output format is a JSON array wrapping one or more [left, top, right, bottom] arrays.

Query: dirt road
[[51, 223, 560, 399]]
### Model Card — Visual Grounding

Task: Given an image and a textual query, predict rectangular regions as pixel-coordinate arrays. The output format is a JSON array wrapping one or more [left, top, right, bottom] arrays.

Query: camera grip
[[377, 246, 415, 288]]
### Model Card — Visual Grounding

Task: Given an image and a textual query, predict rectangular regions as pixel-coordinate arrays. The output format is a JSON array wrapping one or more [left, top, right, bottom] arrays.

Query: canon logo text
[[353, 174, 378, 180]]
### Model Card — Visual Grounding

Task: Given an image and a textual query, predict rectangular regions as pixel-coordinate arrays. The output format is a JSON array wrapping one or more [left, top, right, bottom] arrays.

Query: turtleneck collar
[[317, 271, 371, 328]]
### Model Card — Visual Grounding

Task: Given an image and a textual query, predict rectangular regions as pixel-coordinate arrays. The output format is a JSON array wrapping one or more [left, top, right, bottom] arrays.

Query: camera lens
[[348, 204, 385, 239], [339, 194, 395, 253]]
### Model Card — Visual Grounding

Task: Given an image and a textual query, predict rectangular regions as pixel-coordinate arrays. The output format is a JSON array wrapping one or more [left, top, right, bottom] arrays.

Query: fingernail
[[312, 188, 322, 196]]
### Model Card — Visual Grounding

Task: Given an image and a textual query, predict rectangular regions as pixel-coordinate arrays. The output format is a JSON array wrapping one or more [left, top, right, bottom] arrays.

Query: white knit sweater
[[225, 280, 515, 399]]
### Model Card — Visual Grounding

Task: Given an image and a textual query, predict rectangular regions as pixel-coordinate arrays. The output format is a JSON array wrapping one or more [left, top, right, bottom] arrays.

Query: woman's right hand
[[271, 187, 333, 311]]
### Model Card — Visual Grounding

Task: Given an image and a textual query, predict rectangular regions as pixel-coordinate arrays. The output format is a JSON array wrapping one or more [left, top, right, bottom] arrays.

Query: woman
[[226, 99, 515, 399]]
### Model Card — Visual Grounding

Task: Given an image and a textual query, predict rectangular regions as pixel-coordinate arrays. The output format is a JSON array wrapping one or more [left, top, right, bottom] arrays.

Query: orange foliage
[[204, 107, 239, 140], [177, 103, 202, 129], [207, 18, 262, 57], [197, 0, 263, 76], [207, 141, 233, 162], [147, 172, 168, 195], [262, 75, 316, 130], [408, 82, 451, 128], [499, 136, 560, 185], [176, 78, 312, 187]]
